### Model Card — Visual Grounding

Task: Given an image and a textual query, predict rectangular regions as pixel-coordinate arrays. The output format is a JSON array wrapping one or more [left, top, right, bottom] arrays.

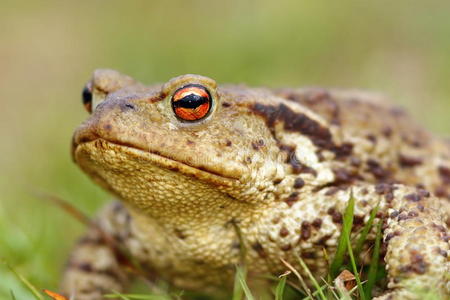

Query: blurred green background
[[1, 0, 449, 298]]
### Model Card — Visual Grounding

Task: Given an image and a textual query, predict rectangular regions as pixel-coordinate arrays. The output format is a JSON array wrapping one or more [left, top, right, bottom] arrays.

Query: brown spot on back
[[382, 126, 393, 138], [435, 247, 448, 258], [353, 215, 365, 226], [435, 186, 448, 198], [317, 234, 332, 245], [399, 155, 423, 168], [332, 168, 361, 185], [300, 221, 311, 240], [251, 139, 265, 151], [280, 144, 317, 175], [385, 231, 401, 242], [400, 250, 428, 275], [279, 227, 290, 237], [375, 183, 394, 195], [366, 134, 377, 144], [293, 177, 305, 189], [438, 166, 450, 185], [280, 244, 292, 251], [252, 103, 351, 157], [316, 150, 325, 162], [417, 189, 430, 198], [325, 186, 340, 196], [284, 192, 299, 207], [332, 143, 353, 159], [390, 210, 399, 218], [289, 155, 317, 175], [328, 208, 343, 224], [375, 183, 396, 202], [278, 88, 340, 125], [366, 159, 390, 181], [273, 178, 283, 185], [404, 193, 421, 202], [312, 218, 322, 229]]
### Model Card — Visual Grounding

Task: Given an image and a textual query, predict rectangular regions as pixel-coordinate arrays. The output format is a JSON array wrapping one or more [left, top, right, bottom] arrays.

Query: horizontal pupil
[[174, 93, 208, 109]]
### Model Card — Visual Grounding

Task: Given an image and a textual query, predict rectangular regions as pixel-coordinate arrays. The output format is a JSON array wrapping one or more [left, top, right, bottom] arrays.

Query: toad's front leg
[[375, 185, 449, 299], [60, 202, 138, 300]]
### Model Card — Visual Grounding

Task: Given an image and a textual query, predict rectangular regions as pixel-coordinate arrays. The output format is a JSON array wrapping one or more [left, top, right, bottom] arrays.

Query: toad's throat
[[73, 139, 239, 187]]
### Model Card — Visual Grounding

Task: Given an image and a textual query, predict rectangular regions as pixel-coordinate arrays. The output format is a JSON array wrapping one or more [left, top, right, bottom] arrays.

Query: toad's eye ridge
[[171, 84, 212, 121]]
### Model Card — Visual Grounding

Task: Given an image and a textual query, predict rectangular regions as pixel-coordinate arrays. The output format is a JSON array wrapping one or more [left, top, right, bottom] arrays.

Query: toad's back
[[272, 87, 450, 196]]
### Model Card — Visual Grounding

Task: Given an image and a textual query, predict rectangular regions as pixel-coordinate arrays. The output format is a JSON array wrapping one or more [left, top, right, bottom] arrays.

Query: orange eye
[[171, 84, 212, 121], [82, 85, 92, 113]]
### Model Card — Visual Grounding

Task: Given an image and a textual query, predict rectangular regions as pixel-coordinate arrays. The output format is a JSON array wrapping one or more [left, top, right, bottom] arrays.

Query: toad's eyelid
[[177, 90, 204, 99], [174, 85, 209, 99]]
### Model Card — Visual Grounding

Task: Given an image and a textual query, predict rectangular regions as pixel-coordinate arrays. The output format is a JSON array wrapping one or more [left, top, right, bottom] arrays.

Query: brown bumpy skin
[[63, 69, 450, 299]]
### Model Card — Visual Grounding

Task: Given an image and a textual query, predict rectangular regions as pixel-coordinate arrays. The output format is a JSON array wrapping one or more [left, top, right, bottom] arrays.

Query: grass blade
[[3, 261, 44, 300], [354, 203, 379, 260], [301, 284, 328, 300], [104, 294, 169, 300], [10, 290, 17, 300], [296, 254, 327, 300], [280, 258, 312, 298], [329, 192, 355, 278], [364, 218, 383, 297], [274, 275, 287, 300], [320, 277, 339, 300], [236, 266, 254, 300], [230, 220, 247, 265], [104, 291, 131, 299], [345, 233, 366, 300], [31, 190, 92, 227], [232, 265, 244, 300]]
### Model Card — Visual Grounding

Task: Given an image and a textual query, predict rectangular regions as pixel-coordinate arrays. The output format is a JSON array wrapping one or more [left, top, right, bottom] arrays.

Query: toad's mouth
[[73, 138, 239, 188]]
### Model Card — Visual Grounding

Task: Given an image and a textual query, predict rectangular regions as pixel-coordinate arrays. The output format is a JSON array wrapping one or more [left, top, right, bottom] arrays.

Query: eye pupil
[[171, 84, 212, 121], [173, 93, 208, 109]]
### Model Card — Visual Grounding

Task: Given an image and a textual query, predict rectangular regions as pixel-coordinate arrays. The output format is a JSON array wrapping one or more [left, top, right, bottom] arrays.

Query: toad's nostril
[[121, 103, 136, 111]]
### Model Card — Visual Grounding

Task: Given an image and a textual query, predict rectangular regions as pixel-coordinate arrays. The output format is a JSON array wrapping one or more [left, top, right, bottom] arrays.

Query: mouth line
[[74, 138, 239, 183]]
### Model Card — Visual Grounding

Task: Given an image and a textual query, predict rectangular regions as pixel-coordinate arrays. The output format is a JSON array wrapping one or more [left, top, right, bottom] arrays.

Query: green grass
[[274, 275, 287, 300]]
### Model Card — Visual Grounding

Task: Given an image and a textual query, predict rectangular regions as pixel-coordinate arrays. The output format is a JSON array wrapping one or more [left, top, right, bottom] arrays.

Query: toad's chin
[[73, 139, 238, 193]]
